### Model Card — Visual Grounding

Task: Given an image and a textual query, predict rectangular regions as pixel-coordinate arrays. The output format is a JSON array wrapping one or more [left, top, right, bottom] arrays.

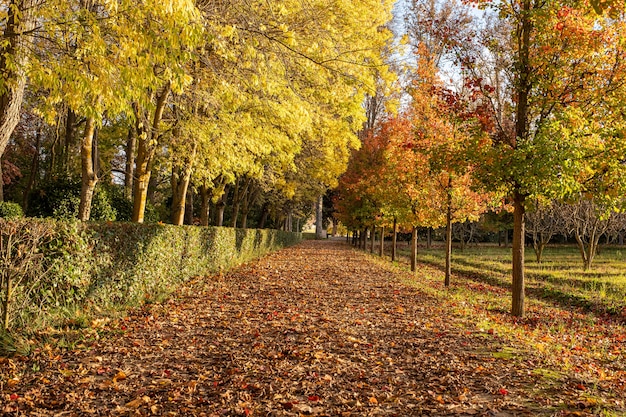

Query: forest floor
[[1, 239, 625, 416]]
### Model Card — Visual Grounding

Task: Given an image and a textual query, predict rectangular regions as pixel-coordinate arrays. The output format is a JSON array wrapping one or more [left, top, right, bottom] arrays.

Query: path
[[4, 240, 547, 416]]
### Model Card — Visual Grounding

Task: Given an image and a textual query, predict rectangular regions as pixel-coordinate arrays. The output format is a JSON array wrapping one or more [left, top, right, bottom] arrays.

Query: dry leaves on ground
[[1, 240, 622, 416]]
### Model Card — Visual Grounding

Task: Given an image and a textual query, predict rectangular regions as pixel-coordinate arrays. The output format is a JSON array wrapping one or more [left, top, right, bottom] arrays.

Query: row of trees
[[0, 0, 394, 228], [335, 0, 626, 317]]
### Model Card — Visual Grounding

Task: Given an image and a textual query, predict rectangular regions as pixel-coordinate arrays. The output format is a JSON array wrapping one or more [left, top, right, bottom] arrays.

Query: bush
[[0, 218, 301, 334], [0, 201, 23, 218], [27, 179, 133, 221]]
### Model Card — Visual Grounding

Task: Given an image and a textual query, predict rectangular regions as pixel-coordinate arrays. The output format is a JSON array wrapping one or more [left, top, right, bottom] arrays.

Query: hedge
[[0, 218, 301, 334]]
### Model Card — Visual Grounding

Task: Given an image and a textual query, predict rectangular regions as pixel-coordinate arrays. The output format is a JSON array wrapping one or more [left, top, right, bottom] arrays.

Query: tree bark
[[0, 0, 36, 202], [23, 128, 41, 210], [125, 126, 136, 200], [445, 193, 452, 287], [370, 225, 376, 253], [184, 185, 194, 225], [199, 183, 210, 226], [240, 182, 259, 230], [230, 177, 252, 228], [511, 190, 526, 317], [391, 217, 397, 261], [410, 226, 418, 272], [215, 184, 229, 227], [132, 83, 171, 223], [78, 117, 98, 221], [315, 194, 324, 239], [258, 203, 269, 229], [379, 226, 385, 257], [510, 0, 531, 317], [170, 141, 197, 226]]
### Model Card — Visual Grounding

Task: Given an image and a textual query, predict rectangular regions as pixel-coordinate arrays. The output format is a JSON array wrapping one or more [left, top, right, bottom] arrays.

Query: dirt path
[[3, 240, 555, 416]]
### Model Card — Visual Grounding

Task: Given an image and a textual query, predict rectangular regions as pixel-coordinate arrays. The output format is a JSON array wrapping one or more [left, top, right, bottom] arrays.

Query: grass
[[405, 243, 626, 316], [365, 241, 626, 416]]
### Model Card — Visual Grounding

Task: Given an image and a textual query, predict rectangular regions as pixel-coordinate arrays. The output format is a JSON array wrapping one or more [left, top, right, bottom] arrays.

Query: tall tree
[[459, 0, 626, 316], [0, 0, 36, 201]]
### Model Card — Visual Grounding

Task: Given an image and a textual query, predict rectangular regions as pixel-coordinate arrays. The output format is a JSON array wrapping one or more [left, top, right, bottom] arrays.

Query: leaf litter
[[1, 239, 624, 416]]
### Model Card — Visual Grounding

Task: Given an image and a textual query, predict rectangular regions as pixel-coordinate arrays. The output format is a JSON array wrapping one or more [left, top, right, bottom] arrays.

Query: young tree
[[460, 0, 626, 316]]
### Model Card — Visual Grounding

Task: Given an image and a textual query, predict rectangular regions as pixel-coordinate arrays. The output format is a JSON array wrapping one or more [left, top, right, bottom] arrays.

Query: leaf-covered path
[[1, 240, 605, 415]]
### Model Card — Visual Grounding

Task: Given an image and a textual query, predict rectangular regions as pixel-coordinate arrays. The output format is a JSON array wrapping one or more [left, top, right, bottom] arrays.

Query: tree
[[0, 0, 36, 201], [559, 199, 626, 270], [525, 199, 560, 263], [460, 0, 626, 316]]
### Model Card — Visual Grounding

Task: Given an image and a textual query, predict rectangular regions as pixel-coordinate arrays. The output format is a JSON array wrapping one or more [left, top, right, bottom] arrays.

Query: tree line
[[0, 0, 394, 228], [335, 0, 626, 317]]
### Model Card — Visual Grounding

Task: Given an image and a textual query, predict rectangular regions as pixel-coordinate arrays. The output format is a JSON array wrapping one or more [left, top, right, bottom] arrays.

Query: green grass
[[402, 244, 626, 316]]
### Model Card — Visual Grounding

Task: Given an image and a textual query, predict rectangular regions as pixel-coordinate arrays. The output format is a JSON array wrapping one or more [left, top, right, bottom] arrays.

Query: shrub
[[0, 201, 23, 218], [0, 218, 301, 334], [27, 179, 133, 221]]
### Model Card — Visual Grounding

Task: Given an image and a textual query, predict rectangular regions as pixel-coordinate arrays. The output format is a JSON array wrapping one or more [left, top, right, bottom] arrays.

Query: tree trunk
[[315, 194, 324, 239], [231, 178, 241, 228], [511, 190, 526, 317], [258, 203, 269, 229], [240, 183, 259, 230], [132, 84, 171, 223], [391, 217, 397, 262], [230, 177, 252, 228], [170, 141, 197, 226], [510, 0, 531, 317], [410, 226, 418, 272], [125, 126, 136, 200], [459, 225, 466, 251], [427, 228, 432, 249], [445, 194, 452, 287], [379, 226, 385, 257], [370, 225, 376, 253], [184, 185, 194, 225], [533, 242, 545, 264], [199, 183, 210, 226], [23, 128, 41, 210], [61, 108, 77, 175], [0, 0, 36, 201], [78, 117, 98, 221]]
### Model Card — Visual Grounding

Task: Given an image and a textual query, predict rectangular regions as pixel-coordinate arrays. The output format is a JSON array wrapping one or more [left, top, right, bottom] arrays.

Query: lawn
[[397, 243, 626, 316]]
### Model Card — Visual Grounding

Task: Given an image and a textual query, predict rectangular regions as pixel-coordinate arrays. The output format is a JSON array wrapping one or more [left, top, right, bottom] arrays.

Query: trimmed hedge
[[0, 218, 301, 333]]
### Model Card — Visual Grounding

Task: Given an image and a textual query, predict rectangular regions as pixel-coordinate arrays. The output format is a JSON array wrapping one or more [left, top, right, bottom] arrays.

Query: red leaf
[[498, 388, 508, 396], [10, 393, 19, 401], [308, 395, 320, 402]]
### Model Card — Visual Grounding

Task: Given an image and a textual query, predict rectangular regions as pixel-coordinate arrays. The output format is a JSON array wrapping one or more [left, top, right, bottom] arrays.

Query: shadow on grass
[[402, 249, 626, 320]]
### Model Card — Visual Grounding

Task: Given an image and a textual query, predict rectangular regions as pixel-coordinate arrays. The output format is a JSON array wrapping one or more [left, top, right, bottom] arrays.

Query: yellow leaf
[[114, 370, 127, 381], [125, 398, 143, 409]]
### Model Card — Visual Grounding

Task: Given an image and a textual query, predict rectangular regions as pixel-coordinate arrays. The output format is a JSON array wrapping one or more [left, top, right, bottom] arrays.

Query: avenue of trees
[[0, 0, 394, 229], [335, 0, 626, 317]]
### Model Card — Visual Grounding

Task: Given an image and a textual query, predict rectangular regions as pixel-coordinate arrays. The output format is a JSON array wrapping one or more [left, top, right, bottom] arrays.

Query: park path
[[3, 239, 544, 416]]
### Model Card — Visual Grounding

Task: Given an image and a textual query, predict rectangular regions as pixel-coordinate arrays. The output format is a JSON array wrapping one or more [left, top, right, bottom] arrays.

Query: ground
[[1, 239, 624, 416]]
